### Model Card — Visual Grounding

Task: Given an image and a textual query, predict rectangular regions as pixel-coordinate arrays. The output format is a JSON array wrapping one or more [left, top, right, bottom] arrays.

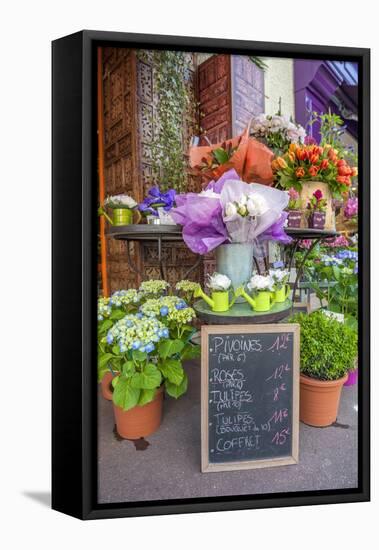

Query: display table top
[[193, 299, 292, 325]]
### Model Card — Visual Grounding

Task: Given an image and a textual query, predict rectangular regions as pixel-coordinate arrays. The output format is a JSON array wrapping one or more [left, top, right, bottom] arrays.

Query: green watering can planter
[[273, 284, 291, 303], [194, 285, 236, 313], [235, 286, 275, 312], [98, 207, 142, 226]]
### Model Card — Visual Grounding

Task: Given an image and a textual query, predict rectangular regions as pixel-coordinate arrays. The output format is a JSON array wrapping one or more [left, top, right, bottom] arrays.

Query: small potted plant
[[99, 297, 199, 438], [194, 273, 236, 312], [269, 268, 290, 303], [99, 194, 141, 226], [138, 186, 176, 225], [286, 187, 302, 228], [236, 274, 275, 312], [307, 189, 327, 229], [289, 311, 357, 427]]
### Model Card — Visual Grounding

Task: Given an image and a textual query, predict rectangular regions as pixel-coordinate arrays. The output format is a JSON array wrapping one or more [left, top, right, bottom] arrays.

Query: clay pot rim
[[300, 373, 349, 387]]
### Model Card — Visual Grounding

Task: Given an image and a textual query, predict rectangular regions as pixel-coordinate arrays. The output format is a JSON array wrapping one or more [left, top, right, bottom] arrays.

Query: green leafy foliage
[[159, 358, 184, 386], [165, 372, 188, 399], [138, 388, 157, 406], [289, 311, 357, 381], [139, 50, 193, 193], [130, 363, 162, 390], [158, 338, 185, 359], [113, 377, 141, 411]]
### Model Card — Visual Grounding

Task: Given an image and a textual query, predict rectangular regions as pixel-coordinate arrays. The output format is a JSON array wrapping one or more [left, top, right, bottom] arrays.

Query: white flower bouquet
[[221, 179, 288, 244], [104, 194, 138, 209], [250, 113, 306, 152], [269, 268, 290, 290], [206, 273, 232, 292], [247, 274, 275, 293]]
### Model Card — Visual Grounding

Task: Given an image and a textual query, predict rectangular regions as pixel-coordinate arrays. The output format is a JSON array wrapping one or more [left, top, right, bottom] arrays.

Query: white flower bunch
[[269, 268, 289, 289], [139, 279, 170, 296], [104, 194, 138, 209], [175, 280, 199, 293], [225, 192, 268, 219], [207, 273, 232, 292], [109, 289, 143, 308], [250, 113, 306, 144], [247, 274, 274, 292]]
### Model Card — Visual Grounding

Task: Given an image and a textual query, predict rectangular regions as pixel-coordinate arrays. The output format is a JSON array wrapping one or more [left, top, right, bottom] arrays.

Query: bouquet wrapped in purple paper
[[170, 169, 291, 255]]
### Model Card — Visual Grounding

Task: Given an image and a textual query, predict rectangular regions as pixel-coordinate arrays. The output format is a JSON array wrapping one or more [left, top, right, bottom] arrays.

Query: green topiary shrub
[[289, 311, 357, 381]]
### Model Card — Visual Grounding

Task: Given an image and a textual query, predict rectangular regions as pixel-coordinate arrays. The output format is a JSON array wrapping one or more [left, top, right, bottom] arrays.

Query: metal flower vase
[[216, 243, 254, 302]]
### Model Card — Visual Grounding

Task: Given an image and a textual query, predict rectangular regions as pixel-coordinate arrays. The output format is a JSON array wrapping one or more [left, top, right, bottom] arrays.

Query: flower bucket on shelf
[[113, 386, 164, 439], [215, 243, 254, 303], [300, 181, 334, 230]]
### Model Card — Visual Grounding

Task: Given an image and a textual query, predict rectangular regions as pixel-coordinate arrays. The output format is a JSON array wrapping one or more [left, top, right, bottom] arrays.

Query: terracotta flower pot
[[308, 211, 326, 230], [287, 209, 302, 228], [300, 373, 348, 427], [101, 371, 116, 401], [113, 386, 164, 439]]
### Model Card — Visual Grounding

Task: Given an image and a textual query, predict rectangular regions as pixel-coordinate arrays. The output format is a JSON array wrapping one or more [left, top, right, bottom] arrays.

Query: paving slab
[[98, 360, 358, 504]]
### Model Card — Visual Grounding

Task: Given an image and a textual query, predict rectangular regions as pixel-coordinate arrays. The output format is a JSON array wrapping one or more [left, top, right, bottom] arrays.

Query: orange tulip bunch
[[272, 143, 357, 198]]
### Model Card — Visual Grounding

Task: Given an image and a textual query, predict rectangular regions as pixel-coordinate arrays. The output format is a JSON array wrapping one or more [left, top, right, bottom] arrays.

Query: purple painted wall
[[294, 60, 358, 141]]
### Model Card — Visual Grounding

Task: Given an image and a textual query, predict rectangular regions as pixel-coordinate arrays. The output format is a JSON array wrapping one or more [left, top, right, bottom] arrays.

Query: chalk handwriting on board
[[267, 333, 291, 352], [206, 330, 296, 465]]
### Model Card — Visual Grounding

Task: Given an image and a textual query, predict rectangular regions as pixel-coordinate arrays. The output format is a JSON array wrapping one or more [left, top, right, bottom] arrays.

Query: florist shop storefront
[[96, 47, 359, 503]]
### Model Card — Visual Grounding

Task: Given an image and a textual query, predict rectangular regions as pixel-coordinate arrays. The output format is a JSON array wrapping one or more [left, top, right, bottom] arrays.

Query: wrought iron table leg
[[125, 240, 143, 277], [291, 238, 322, 303], [183, 254, 202, 279], [158, 236, 164, 279], [287, 240, 299, 273]]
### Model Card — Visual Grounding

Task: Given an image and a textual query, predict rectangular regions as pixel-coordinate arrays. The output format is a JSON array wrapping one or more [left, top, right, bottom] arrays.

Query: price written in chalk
[[203, 328, 299, 468]]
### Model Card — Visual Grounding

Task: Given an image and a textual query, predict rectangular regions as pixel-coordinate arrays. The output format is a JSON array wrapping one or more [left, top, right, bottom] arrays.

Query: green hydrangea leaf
[[158, 339, 184, 359], [130, 363, 162, 390], [110, 309, 126, 320], [159, 358, 184, 385], [138, 388, 157, 406], [112, 377, 140, 411], [165, 371, 188, 399], [132, 350, 148, 362]]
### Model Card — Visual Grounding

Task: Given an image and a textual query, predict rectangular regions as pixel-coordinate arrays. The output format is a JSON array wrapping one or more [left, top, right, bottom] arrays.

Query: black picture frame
[[52, 30, 370, 520]]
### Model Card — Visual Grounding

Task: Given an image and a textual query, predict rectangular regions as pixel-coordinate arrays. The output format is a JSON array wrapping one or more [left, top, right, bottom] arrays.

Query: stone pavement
[[98, 360, 358, 504]]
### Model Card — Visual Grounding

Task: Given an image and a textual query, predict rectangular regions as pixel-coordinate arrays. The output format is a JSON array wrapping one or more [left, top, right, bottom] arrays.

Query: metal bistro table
[[109, 225, 338, 299], [285, 227, 339, 302], [108, 224, 202, 280]]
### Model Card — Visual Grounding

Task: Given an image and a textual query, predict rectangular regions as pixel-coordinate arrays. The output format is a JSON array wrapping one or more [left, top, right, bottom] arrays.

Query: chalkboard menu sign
[[201, 324, 300, 472]]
